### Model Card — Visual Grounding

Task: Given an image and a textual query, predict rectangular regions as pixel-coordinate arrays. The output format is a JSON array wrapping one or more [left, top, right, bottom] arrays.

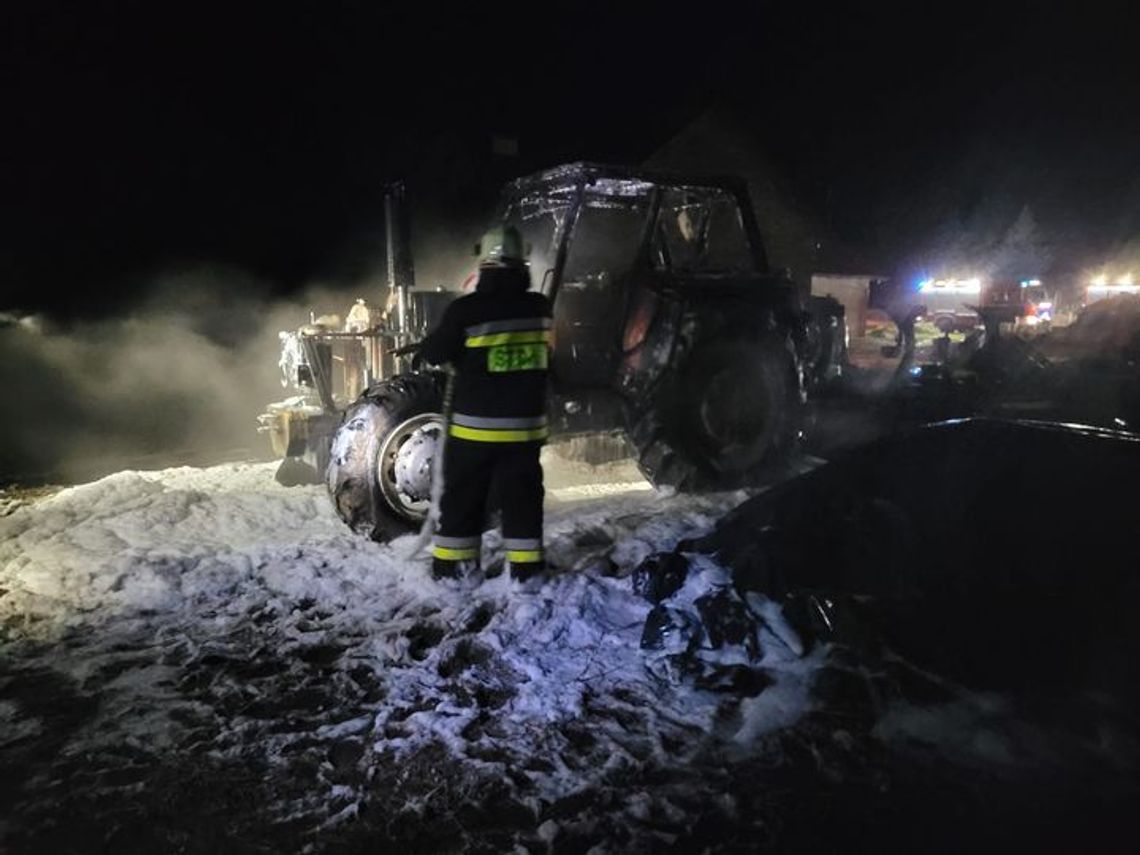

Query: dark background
[[4, 1, 1139, 317]]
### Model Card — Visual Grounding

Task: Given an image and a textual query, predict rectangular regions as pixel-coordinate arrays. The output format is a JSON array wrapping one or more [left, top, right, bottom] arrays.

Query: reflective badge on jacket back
[[488, 343, 548, 373]]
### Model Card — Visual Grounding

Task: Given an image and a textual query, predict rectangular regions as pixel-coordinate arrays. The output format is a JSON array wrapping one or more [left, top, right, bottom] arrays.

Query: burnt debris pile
[[636, 418, 1140, 704]]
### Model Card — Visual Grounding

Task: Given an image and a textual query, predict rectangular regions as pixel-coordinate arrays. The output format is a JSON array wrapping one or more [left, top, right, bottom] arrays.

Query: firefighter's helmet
[[475, 225, 529, 267]]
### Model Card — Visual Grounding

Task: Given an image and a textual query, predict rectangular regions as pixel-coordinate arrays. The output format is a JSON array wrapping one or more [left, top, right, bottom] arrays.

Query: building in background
[[810, 274, 887, 337], [647, 108, 878, 298]]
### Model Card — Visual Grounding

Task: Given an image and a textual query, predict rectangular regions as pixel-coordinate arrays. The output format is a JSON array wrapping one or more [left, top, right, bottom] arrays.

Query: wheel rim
[[377, 413, 445, 523]]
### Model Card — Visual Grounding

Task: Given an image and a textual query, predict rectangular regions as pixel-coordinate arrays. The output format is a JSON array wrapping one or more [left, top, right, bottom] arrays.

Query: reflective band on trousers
[[449, 424, 549, 443], [504, 538, 543, 566], [465, 329, 552, 348], [432, 535, 480, 562], [465, 317, 552, 338], [504, 537, 542, 550], [432, 544, 479, 561], [434, 535, 480, 548]]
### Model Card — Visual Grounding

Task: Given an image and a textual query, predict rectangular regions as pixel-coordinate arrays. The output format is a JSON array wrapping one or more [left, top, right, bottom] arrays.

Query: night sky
[[5, 2, 1138, 317]]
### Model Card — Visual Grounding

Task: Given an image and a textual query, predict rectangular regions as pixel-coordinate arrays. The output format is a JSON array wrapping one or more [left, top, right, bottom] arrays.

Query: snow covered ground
[[5, 448, 1137, 852], [0, 454, 822, 852]]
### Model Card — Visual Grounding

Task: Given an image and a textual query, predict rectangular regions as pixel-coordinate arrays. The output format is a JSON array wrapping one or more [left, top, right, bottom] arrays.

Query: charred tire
[[629, 336, 799, 491], [327, 373, 445, 541]]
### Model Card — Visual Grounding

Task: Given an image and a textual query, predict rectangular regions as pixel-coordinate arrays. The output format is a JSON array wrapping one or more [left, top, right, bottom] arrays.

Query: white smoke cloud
[[411, 217, 485, 292], [0, 265, 382, 484]]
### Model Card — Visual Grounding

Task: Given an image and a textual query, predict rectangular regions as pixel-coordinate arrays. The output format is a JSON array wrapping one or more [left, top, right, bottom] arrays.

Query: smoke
[[410, 213, 485, 292], [913, 204, 1056, 284], [0, 187, 506, 485], [0, 265, 380, 484]]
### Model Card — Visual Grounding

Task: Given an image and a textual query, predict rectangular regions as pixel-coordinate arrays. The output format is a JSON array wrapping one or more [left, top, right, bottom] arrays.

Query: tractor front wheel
[[326, 373, 446, 541]]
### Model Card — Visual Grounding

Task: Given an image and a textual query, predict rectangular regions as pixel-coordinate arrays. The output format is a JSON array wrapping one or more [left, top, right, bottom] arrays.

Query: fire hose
[[406, 361, 456, 558]]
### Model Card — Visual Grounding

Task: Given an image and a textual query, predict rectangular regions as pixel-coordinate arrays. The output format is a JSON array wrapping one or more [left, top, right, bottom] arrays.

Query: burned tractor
[[264, 164, 847, 539]]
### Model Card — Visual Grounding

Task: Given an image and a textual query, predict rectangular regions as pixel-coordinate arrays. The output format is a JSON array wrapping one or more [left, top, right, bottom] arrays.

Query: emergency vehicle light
[[918, 278, 982, 294], [1088, 270, 1137, 292], [1088, 283, 1140, 295]]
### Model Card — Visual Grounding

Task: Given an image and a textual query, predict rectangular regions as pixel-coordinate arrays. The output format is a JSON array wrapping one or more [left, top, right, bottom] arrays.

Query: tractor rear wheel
[[327, 373, 446, 541], [628, 336, 799, 491]]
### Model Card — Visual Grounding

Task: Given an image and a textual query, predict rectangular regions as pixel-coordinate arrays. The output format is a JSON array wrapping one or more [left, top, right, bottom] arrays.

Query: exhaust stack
[[384, 182, 416, 335]]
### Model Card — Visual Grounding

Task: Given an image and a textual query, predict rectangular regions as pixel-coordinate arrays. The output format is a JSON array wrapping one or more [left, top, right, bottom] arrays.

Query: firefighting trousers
[[432, 437, 544, 576]]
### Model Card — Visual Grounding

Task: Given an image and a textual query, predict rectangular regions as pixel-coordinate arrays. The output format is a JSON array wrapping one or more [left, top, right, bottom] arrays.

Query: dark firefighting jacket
[[419, 266, 552, 442]]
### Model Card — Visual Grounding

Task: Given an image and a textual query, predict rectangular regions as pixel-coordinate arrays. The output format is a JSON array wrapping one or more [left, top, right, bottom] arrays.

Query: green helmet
[[475, 225, 529, 267]]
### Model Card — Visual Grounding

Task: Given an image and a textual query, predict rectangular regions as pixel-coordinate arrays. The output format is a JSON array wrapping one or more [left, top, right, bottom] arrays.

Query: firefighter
[[418, 225, 552, 583]]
